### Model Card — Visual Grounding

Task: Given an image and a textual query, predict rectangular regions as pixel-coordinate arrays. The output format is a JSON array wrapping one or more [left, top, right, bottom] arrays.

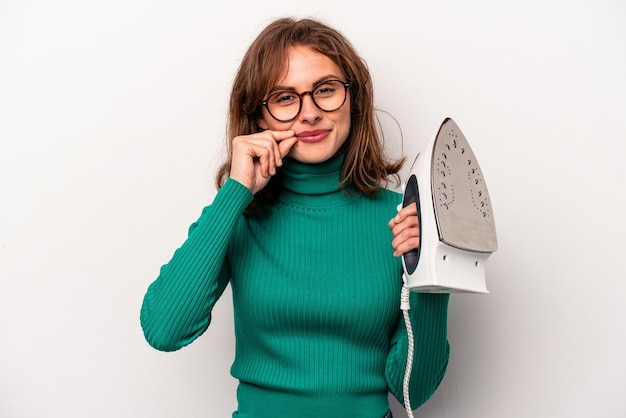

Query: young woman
[[140, 17, 450, 418]]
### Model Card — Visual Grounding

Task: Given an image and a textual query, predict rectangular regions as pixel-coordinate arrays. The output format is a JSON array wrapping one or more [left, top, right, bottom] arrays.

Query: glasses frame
[[260, 80, 351, 123]]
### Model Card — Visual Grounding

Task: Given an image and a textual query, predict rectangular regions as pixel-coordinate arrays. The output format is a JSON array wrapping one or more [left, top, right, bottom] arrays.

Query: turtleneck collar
[[279, 154, 356, 207]]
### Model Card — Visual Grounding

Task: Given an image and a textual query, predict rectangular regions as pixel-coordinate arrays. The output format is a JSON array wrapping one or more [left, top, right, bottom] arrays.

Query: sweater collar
[[279, 154, 354, 207]]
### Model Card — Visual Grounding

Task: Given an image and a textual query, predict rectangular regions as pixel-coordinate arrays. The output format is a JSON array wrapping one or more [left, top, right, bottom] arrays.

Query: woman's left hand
[[389, 203, 420, 257]]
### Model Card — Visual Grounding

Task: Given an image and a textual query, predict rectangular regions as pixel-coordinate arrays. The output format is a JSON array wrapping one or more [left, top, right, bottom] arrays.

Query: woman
[[140, 17, 450, 418]]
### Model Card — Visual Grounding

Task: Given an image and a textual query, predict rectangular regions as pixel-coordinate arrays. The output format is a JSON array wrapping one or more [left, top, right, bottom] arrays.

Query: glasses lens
[[266, 80, 347, 122], [312, 80, 347, 112], [266, 90, 301, 122]]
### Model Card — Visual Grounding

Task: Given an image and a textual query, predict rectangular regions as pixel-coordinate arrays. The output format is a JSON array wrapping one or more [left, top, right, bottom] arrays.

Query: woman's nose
[[298, 93, 322, 123]]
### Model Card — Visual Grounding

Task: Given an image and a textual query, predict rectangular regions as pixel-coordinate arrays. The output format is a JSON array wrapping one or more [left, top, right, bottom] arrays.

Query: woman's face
[[258, 45, 351, 164]]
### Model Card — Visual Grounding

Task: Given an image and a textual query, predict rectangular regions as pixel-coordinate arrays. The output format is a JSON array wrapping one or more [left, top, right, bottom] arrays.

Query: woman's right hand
[[229, 130, 299, 195]]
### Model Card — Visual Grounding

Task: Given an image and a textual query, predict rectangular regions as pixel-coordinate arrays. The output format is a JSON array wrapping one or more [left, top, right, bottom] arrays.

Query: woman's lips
[[296, 129, 329, 144]]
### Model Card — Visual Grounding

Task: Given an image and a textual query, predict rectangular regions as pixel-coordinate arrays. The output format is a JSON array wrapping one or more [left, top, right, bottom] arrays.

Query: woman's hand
[[389, 203, 420, 257], [229, 130, 299, 194]]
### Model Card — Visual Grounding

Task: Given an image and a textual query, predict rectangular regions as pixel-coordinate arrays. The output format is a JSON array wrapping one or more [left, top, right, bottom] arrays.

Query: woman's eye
[[314, 84, 336, 97], [272, 92, 297, 105]]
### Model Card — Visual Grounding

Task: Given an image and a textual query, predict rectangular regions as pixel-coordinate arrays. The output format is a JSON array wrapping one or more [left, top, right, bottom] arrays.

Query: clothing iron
[[401, 118, 498, 293]]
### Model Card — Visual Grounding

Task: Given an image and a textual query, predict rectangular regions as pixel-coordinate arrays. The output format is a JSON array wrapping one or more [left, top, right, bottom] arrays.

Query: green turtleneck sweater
[[141, 155, 450, 418]]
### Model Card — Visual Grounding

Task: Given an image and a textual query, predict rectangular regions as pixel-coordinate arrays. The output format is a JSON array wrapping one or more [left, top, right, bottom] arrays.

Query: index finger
[[266, 130, 297, 166], [390, 202, 418, 225], [268, 130, 295, 141]]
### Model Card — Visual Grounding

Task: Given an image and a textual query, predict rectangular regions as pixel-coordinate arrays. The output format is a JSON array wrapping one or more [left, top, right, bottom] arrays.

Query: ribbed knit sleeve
[[140, 178, 253, 352], [385, 292, 450, 409]]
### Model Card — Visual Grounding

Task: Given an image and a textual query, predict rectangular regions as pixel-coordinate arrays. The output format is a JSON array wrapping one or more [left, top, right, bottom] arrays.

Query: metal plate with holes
[[431, 118, 498, 252]]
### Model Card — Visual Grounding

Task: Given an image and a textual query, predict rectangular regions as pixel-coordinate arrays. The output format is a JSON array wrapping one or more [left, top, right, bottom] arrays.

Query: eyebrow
[[269, 74, 344, 93]]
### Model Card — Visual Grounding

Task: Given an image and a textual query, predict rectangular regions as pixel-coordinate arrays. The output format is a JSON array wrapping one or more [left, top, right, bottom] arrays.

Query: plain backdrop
[[1, 0, 625, 417]]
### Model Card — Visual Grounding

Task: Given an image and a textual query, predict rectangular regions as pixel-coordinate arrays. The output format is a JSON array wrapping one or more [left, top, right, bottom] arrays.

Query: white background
[[1, 1, 625, 417]]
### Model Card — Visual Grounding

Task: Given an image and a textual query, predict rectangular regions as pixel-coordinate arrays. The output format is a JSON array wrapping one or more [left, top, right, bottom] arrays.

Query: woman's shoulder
[[357, 185, 403, 212], [375, 185, 403, 203]]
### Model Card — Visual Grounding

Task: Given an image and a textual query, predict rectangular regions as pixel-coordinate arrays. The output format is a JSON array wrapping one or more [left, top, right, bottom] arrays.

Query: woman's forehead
[[274, 45, 344, 88]]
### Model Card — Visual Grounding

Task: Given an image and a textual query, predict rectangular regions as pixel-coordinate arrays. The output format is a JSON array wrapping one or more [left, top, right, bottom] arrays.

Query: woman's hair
[[216, 17, 405, 214]]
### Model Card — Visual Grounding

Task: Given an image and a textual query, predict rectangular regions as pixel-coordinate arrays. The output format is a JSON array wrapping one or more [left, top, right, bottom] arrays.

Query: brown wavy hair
[[216, 17, 405, 214]]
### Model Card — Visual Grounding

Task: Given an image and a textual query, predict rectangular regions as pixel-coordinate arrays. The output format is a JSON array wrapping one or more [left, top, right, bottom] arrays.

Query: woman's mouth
[[296, 129, 329, 144]]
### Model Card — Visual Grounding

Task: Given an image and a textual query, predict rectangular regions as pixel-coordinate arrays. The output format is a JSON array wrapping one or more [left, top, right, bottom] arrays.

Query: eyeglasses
[[260, 80, 350, 123]]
